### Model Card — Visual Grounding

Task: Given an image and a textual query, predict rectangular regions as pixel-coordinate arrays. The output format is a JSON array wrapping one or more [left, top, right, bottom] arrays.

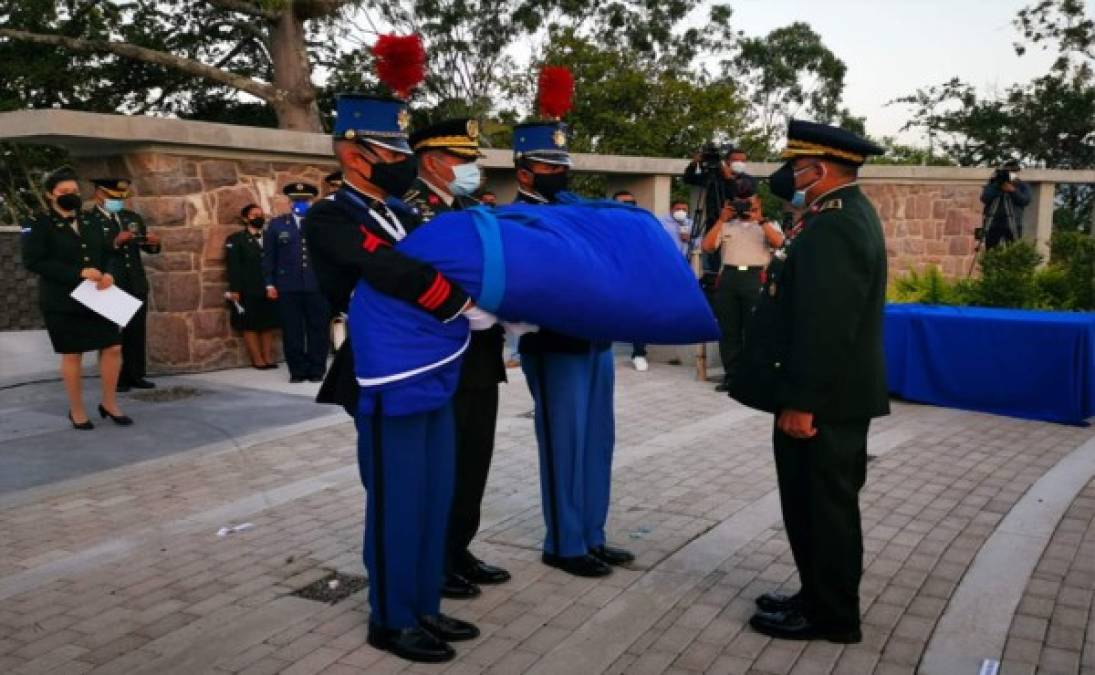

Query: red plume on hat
[[538, 66, 574, 120], [372, 33, 426, 99]]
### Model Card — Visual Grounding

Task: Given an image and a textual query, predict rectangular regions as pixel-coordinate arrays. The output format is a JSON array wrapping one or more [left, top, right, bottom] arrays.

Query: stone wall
[[71, 152, 338, 372], [862, 183, 982, 279], [0, 230, 44, 331], [62, 152, 992, 374]]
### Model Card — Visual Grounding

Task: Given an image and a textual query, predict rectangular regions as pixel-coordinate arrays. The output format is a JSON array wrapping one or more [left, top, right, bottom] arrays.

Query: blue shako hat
[[333, 94, 413, 154], [513, 121, 572, 167]]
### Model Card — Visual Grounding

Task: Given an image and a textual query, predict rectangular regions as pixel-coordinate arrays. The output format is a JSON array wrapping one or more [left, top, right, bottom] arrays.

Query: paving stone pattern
[[1000, 478, 1095, 675], [0, 363, 1091, 675]]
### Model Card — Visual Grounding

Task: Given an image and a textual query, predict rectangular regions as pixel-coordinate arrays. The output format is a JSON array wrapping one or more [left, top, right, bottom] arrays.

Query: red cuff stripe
[[419, 275, 450, 311], [359, 226, 390, 253], [418, 273, 451, 311]]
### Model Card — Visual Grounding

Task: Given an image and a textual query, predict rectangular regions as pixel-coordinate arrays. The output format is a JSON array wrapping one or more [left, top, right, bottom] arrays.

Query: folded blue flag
[[350, 198, 720, 414]]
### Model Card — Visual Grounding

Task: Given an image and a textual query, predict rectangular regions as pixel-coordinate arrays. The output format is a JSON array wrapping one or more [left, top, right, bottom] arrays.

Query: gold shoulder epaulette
[[819, 198, 843, 212]]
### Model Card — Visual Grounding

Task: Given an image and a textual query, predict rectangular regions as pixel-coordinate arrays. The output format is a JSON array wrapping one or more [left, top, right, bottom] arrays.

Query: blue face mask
[[291, 200, 310, 216], [790, 165, 824, 209], [104, 198, 125, 213], [448, 162, 481, 197]]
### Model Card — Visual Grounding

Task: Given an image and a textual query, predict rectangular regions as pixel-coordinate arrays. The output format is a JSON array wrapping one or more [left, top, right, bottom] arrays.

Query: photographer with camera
[[683, 145, 758, 227], [702, 193, 784, 393], [978, 159, 1030, 250]]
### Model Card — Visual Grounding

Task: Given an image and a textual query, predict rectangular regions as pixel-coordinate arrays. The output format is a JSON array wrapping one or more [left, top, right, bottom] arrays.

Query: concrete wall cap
[[1, 110, 1094, 183]]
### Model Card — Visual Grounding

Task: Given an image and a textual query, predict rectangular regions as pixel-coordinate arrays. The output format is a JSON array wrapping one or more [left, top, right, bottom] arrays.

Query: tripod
[[968, 193, 1016, 278], [687, 169, 729, 381]]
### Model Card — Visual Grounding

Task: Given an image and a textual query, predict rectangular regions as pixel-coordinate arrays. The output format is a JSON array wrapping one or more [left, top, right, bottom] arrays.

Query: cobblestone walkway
[[0, 363, 1091, 675]]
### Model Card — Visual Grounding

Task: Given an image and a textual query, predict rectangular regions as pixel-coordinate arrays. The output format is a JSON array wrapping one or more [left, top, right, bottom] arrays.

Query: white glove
[[463, 305, 499, 331], [503, 321, 540, 338]]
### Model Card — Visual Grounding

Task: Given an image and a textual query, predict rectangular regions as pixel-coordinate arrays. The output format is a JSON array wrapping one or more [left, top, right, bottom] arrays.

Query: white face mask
[[671, 209, 688, 223], [730, 161, 747, 174], [447, 162, 481, 197]]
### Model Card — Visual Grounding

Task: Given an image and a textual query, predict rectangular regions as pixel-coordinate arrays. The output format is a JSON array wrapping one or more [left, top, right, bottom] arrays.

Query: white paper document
[[70, 280, 143, 327]]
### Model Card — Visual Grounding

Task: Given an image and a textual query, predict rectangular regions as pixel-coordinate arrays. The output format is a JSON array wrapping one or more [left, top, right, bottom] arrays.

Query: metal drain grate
[[292, 570, 368, 605], [129, 386, 206, 403]]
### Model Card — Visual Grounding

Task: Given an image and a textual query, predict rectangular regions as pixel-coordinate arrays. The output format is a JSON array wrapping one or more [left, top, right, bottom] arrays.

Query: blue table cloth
[[884, 304, 1095, 424]]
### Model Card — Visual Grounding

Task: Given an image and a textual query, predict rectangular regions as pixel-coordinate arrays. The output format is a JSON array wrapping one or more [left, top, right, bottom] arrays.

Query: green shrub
[[890, 266, 961, 305], [1049, 231, 1094, 310], [972, 241, 1042, 309], [1034, 265, 1074, 309]]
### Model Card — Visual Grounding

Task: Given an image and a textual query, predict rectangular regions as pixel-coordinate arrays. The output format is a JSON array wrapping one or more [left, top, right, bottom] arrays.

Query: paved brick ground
[[0, 362, 1091, 675], [1000, 479, 1095, 675]]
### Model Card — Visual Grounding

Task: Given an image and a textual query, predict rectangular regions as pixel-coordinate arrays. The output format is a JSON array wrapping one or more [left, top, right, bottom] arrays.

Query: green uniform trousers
[[714, 266, 762, 384], [773, 418, 870, 630]]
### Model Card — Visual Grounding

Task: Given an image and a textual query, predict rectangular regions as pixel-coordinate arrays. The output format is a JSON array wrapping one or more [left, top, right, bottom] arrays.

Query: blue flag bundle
[[350, 198, 720, 414]]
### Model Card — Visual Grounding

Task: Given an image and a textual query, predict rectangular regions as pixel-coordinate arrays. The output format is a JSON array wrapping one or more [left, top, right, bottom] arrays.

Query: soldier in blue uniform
[[262, 182, 330, 383], [512, 121, 635, 578], [303, 94, 484, 663], [404, 119, 512, 600]]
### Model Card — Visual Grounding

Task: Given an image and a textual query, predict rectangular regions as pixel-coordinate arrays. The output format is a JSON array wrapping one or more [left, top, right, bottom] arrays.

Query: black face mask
[[768, 162, 796, 202], [369, 156, 418, 198], [533, 171, 569, 201], [247, 217, 265, 229], [56, 193, 83, 212]]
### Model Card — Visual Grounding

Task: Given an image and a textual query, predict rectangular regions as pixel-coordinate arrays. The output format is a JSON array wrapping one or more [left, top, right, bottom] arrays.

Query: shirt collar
[[517, 188, 548, 204], [808, 181, 858, 209], [420, 178, 454, 206]]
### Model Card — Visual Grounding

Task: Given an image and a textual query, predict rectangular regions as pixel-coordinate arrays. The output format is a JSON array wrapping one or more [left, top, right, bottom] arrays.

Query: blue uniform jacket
[[262, 213, 319, 293]]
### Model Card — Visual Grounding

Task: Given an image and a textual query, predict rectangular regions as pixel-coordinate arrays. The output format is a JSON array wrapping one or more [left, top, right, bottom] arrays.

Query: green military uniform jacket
[[738, 184, 890, 422], [225, 228, 267, 296], [404, 178, 506, 389], [83, 206, 160, 298], [21, 210, 112, 314]]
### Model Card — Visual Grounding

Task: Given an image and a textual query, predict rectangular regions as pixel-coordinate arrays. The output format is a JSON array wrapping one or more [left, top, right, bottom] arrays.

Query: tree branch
[[205, 0, 278, 21], [0, 27, 281, 103]]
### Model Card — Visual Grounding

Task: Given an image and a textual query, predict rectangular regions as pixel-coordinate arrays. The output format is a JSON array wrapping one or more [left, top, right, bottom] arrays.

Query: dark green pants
[[714, 266, 762, 384], [773, 418, 870, 630]]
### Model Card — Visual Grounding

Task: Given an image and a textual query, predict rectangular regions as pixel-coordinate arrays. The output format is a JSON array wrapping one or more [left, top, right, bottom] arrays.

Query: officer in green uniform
[[85, 178, 161, 391], [741, 120, 890, 644], [403, 119, 512, 599]]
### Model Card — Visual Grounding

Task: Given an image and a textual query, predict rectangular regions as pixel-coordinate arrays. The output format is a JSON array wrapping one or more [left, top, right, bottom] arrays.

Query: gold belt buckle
[[737, 265, 749, 272]]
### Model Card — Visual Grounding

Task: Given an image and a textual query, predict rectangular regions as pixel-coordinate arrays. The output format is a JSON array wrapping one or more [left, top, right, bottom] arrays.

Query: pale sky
[[691, 0, 1060, 144]]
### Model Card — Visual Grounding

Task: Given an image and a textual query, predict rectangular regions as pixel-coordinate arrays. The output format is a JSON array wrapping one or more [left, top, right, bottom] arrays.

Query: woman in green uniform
[[21, 167, 131, 429], [225, 204, 280, 369]]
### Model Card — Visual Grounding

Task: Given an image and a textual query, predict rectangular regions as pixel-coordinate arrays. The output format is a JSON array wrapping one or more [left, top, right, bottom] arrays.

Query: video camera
[[729, 199, 754, 220], [697, 141, 732, 173]]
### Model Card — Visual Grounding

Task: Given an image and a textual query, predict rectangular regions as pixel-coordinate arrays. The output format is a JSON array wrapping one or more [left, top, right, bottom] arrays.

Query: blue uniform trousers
[[355, 399, 455, 629], [278, 291, 329, 378], [522, 348, 615, 557]]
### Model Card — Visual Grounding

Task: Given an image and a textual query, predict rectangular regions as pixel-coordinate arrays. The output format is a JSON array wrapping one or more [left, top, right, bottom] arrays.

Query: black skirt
[[43, 308, 122, 354], [229, 294, 280, 332]]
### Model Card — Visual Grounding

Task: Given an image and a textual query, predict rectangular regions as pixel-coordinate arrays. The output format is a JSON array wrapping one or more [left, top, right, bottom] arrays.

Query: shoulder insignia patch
[[819, 198, 843, 212]]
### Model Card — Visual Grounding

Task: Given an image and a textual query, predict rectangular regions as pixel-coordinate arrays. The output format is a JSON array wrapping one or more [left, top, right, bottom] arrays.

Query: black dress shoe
[[307, 376, 324, 383], [542, 553, 612, 577], [289, 375, 306, 383], [589, 545, 635, 566], [419, 614, 480, 642], [458, 559, 511, 585], [714, 380, 730, 392], [115, 382, 131, 393], [749, 609, 862, 644], [756, 592, 803, 614], [440, 574, 481, 599], [68, 412, 94, 430], [129, 379, 156, 389], [367, 624, 454, 663], [262, 363, 279, 370], [98, 404, 134, 426]]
